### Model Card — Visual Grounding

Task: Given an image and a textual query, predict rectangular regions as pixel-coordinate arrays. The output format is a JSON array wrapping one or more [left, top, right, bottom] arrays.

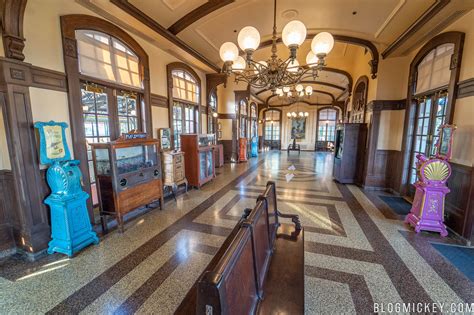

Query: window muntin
[[117, 92, 139, 134], [318, 109, 337, 142], [76, 30, 141, 88], [172, 69, 199, 103], [416, 43, 454, 95]]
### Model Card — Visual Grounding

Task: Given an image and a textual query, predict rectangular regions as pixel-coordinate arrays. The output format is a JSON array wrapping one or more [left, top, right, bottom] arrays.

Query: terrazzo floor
[[0, 151, 473, 314]]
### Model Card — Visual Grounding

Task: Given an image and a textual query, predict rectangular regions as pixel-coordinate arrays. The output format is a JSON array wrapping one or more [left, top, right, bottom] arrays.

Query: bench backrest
[[196, 182, 280, 314]]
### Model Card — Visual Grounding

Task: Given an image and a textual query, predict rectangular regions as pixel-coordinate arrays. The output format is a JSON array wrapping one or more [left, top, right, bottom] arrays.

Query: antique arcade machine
[[405, 124, 456, 236]]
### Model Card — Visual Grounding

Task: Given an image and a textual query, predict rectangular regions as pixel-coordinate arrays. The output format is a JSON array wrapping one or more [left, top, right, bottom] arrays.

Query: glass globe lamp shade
[[298, 112, 304, 117], [287, 59, 300, 73], [232, 56, 246, 72], [276, 88, 283, 96], [295, 84, 303, 92], [311, 32, 335, 55], [287, 112, 291, 117], [306, 51, 318, 67], [304, 112, 309, 117], [238, 26, 260, 51], [305, 86, 313, 95], [291, 112, 297, 117], [287, 91, 293, 97], [282, 86, 291, 93], [282, 20, 307, 47], [219, 42, 239, 62], [212, 112, 218, 118]]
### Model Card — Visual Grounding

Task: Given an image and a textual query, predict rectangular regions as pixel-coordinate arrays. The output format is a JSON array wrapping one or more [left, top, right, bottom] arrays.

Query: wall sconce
[[212, 112, 218, 118]]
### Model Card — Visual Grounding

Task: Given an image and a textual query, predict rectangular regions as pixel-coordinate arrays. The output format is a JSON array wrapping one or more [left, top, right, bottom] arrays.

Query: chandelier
[[276, 84, 313, 101], [219, 0, 334, 92]]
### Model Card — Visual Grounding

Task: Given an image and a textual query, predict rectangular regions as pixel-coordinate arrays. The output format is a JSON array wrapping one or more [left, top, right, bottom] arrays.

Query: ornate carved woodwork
[[1, 0, 28, 61]]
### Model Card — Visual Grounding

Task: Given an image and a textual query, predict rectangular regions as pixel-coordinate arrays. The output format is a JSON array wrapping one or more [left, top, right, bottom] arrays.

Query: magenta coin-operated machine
[[405, 124, 457, 237]]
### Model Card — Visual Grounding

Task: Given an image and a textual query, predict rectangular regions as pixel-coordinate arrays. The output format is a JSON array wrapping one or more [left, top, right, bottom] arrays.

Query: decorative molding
[[63, 37, 78, 59], [217, 113, 236, 119], [382, 0, 451, 58], [110, 0, 220, 72], [30, 66, 68, 92], [168, 0, 235, 35], [151, 94, 168, 108], [457, 78, 474, 99], [366, 99, 406, 112], [1, 0, 28, 61]]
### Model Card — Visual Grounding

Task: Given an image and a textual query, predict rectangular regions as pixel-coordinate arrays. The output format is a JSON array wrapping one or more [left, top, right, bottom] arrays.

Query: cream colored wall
[[23, 0, 207, 139], [375, 56, 411, 100], [376, 110, 405, 151], [151, 107, 169, 138], [29, 88, 74, 167], [220, 119, 233, 141], [0, 108, 11, 170], [451, 97, 473, 166]]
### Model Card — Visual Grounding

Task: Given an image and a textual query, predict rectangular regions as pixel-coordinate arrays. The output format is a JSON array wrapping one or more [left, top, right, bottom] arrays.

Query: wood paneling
[[457, 78, 474, 99], [151, 94, 167, 108], [30, 66, 67, 92], [0, 170, 15, 253], [445, 162, 474, 242]]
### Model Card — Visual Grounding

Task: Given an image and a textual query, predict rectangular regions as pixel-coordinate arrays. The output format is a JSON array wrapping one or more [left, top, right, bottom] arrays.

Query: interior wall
[[23, 0, 207, 139], [376, 110, 405, 151]]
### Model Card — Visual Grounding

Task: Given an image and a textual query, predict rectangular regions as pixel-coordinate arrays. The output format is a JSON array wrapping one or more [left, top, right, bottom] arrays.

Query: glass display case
[[90, 134, 164, 232], [181, 134, 215, 188]]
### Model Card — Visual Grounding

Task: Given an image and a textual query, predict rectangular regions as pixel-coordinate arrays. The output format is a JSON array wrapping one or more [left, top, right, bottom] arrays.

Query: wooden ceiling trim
[[382, 0, 450, 59], [110, 0, 220, 72], [265, 89, 336, 105], [168, 0, 235, 35], [257, 35, 379, 78], [255, 80, 345, 95]]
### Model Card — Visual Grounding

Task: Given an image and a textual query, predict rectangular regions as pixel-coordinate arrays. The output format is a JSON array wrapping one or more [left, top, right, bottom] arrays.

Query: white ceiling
[[129, 0, 437, 64]]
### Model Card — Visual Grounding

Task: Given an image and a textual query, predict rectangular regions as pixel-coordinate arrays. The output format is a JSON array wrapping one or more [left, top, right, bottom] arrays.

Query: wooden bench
[[176, 181, 304, 314]]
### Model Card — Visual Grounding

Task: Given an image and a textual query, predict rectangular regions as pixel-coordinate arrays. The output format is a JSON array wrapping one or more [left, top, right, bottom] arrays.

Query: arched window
[[263, 109, 281, 149], [317, 108, 337, 142], [61, 15, 150, 211], [168, 63, 201, 149], [402, 32, 464, 192], [250, 103, 257, 138], [239, 100, 248, 138], [208, 93, 217, 134]]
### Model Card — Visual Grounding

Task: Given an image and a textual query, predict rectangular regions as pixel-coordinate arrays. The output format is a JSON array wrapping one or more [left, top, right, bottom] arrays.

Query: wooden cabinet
[[162, 151, 188, 194], [239, 138, 248, 162], [181, 134, 215, 188], [213, 144, 224, 168], [90, 135, 164, 232], [333, 123, 367, 184]]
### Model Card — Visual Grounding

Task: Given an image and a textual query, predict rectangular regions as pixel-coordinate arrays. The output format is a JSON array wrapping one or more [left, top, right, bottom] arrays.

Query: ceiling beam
[[168, 0, 235, 35], [382, 0, 450, 59], [266, 89, 335, 106], [110, 0, 220, 72]]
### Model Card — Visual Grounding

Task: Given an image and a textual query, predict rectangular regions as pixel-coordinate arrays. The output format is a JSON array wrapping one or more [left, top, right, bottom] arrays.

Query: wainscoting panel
[[0, 170, 15, 253], [220, 140, 233, 163], [363, 149, 402, 192], [445, 163, 473, 242]]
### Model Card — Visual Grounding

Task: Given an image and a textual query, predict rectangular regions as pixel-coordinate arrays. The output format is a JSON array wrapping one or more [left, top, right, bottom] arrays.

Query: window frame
[[167, 62, 202, 150], [317, 107, 338, 143], [61, 14, 151, 217]]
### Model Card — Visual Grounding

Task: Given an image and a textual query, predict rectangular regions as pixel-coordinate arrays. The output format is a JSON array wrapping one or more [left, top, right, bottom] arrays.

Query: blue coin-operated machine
[[251, 136, 258, 157], [34, 121, 99, 257]]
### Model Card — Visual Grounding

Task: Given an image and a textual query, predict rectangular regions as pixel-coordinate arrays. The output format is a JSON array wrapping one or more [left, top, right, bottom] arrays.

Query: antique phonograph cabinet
[[90, 132, 164, 232]]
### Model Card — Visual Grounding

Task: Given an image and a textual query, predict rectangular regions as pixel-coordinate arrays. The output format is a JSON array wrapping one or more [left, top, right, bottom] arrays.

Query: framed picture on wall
[[34, 121, 71, 165], [436, 124, 456, 160], [291, 118, 306, 140]]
